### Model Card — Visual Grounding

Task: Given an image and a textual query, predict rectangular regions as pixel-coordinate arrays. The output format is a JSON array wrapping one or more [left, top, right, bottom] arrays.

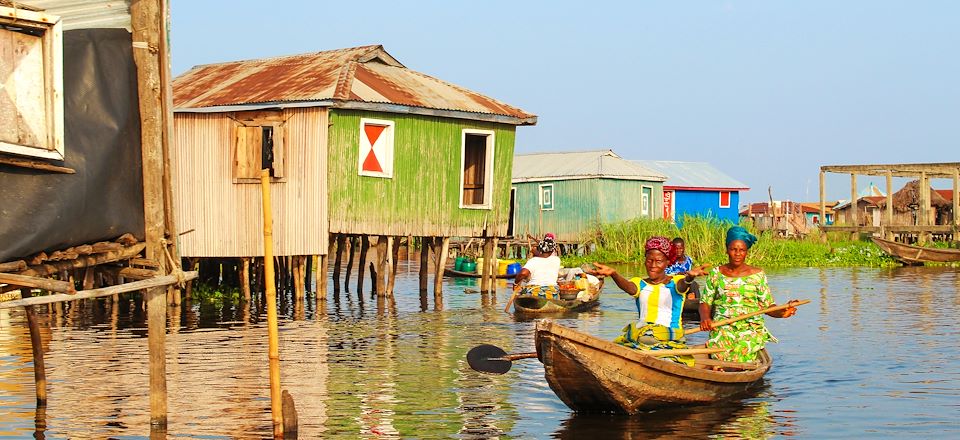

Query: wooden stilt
[[333, 234, 345, 292], [21, 289, 47, 406], [260, 170, 284, 438], [304, 255, 313, 294], [418, 237, 429, 292], [369, 261, 378, 294], [376, 236, 388, 296], [480, 238, 494, 293], [146, 285, 167, 426], [386, 236, 399, 296], [357, 235, 369, 294], [241, 258, 251, 303], [434, 237, 450, 297], [850, 173, 858, 240], [294, 256, 304, 300], [489, 237, 499, 294], [344, 236, 356, 293]]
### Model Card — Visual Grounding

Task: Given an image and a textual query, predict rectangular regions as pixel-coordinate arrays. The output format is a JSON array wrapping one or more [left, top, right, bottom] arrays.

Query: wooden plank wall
[[171, 108, 328, 257]]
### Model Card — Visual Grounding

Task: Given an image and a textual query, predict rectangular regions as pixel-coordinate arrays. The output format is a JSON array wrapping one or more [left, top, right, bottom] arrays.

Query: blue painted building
[[633, 160, 749, 224]]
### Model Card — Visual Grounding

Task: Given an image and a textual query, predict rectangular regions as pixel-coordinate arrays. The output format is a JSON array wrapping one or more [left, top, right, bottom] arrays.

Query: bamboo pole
[[885, 171, 894, 240], [21, 289, 47, 405], [0, 273, 74, 294], [0, 273, 197, 309], [260, 169, 284, 438]]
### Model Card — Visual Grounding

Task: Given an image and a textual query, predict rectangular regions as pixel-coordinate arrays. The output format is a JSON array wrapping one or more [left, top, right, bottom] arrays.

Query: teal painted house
[[511, 150, 666, 242]]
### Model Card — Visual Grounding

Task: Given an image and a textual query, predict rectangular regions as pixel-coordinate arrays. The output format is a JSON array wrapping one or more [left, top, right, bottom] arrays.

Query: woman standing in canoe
[[698, 226, 798, 363], [591, 237, 709, 363]]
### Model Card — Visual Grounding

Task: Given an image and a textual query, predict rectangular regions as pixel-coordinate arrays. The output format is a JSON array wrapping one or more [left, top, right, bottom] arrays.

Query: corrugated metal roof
[[513, 149, 666, 183], [173, 45, 537, 125], [633, 160, 749, 190], [14, 0, 130, 30]]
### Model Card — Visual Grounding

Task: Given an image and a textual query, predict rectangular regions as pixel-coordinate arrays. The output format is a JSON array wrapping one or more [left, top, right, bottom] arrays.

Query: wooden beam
[[17, 244, 146, 277], [822, 163, 960, 178], [0, 156, 74, 173], [819, 170, 825, 230], [100, 266, 159, 281], [0, 260, 28, 273], [434, 237, 449, 298], [0, 272, 197, 309], [885, 171, 894, 239], [0, 273, 75, 294]]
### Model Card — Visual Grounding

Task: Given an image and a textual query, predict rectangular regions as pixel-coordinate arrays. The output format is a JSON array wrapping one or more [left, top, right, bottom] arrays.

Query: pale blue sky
[[170, 1, 959, 203]]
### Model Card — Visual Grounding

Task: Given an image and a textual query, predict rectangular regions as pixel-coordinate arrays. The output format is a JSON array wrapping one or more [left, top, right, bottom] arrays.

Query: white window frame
[[719, 191, 731, 208], [358, 117, 395, 178], [539, 183, 555, 211], [641, 185, 652, 217], [0, 7, 64, 161], [459, 128, 495, 209]]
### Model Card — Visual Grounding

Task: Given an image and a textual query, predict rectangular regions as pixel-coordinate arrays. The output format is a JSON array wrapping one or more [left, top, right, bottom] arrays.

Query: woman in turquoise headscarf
[[698, 226, 798, 363]]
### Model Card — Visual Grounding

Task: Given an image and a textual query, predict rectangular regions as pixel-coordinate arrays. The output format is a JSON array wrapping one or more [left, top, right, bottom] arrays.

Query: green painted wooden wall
[[327, 109, 516, 237], [512, 178, 663, 242]]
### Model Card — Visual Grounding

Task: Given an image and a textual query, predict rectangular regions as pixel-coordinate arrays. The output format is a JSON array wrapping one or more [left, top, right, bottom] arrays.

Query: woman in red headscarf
[[590, 236, 710, 363]]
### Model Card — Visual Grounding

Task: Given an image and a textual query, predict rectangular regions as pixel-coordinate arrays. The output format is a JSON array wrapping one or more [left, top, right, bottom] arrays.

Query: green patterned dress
[[700, 268, 777, 362]]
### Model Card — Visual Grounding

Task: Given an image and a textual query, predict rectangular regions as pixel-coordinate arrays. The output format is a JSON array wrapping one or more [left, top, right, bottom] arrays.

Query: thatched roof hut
[[877, 180, 950, 212]]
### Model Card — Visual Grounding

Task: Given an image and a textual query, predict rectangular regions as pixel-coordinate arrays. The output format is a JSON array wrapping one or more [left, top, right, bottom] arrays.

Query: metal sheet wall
[[172, 108, 328, 257], [326, 110, 515, 237], [512, 179, 600, 242]]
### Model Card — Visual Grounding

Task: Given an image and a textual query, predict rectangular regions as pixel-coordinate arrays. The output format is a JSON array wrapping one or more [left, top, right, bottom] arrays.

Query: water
[[1, 262, 958, 439]]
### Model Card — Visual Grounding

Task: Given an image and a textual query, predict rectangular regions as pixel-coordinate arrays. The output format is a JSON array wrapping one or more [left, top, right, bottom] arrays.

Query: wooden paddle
[[503, 285, 521, 313], [466, 343, 724, 375], [684, 299, 810, 336]]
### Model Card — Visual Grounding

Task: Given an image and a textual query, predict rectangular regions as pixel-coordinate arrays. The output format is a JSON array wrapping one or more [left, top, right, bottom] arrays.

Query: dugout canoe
[[534, 320, 771, 414], [871, 236, 960, 265], [513, 279, 603, 314]]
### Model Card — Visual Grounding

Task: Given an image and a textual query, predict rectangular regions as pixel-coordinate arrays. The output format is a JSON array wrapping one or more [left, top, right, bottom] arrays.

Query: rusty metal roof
[[173, 45, 537, 125], [513, 150, 667, 183]]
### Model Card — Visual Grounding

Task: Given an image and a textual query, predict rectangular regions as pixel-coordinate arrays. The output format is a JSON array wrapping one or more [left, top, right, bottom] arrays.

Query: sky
[[170, 1, 959, 204]]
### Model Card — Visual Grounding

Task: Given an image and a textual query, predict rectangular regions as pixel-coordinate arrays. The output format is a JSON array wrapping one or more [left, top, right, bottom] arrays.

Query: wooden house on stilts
[[0, 0, 192, 426], [172, 45, 537, 299]]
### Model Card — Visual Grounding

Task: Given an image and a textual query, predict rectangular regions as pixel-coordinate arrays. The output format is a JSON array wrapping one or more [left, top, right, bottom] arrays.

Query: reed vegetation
[[560, 215, 898, 268]]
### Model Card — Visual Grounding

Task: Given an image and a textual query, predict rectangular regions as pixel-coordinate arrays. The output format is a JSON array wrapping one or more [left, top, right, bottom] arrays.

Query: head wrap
[[726, 226, 758, 249], [537, 236, 557, 254], [544, 232, 556, 240], [644, 236, 676, 262]]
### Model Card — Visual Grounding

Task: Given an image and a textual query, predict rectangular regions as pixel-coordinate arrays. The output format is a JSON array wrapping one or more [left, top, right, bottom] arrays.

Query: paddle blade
[[467, 344, 512, 375]]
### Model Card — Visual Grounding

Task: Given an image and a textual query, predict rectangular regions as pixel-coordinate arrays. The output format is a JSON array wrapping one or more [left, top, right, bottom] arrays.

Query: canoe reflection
[[554, 384, 774, 439]]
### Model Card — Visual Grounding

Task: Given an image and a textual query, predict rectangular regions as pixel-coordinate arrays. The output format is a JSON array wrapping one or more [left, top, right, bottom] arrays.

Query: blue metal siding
[[674, 190, 740, 224]]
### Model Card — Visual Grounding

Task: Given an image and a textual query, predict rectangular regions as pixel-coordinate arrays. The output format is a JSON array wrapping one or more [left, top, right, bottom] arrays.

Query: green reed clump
[[560, 215, 898, 268]]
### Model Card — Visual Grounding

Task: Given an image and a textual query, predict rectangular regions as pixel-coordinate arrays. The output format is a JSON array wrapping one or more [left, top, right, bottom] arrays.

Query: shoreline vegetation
[[559, 216, 905, 269]]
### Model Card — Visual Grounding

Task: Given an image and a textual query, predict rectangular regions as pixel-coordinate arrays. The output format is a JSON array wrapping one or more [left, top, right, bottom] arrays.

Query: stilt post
[[21, 289, 47, 406], [260, 170, 284, 438]]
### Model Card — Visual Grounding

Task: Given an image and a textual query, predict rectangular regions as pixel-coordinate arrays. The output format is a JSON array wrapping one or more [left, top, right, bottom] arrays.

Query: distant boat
[[870, 236, 960, 265]]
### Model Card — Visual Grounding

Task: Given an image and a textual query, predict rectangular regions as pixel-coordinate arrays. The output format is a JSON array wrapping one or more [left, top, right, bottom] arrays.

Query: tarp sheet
[[0, 28, 145, 263]]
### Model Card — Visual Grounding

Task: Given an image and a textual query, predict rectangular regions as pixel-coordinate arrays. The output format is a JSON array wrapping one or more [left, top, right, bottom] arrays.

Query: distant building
[[633, 160, 748, 225], [511, 150, 666, 242]]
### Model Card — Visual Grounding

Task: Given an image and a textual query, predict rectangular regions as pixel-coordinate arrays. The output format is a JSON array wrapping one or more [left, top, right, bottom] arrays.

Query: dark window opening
[[262, 126, 275, 176], [462, 134, 488, 205]]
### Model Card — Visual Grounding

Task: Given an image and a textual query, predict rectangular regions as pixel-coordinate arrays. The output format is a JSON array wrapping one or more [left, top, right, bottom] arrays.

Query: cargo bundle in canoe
[[534, 320, 770, 414], [870, 236, 960, 265], [513, 276, 603, 314]]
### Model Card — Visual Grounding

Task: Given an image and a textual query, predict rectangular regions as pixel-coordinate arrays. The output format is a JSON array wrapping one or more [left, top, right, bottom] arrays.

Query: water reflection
[[0, 264, 958, 438]]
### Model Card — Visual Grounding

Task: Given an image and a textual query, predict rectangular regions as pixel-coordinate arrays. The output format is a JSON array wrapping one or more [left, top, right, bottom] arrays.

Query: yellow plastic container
[[498, 259, 515, 275], [476, 258, 500, 275]]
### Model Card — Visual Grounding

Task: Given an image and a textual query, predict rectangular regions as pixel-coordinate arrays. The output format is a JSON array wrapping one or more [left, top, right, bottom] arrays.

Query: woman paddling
[[591, 237, 709, 364], [698, 226, 798, 363], [514, 235, 562, 298]]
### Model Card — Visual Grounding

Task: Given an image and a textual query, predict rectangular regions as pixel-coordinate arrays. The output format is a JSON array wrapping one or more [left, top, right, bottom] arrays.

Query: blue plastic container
[[506, 262, 522, 275]]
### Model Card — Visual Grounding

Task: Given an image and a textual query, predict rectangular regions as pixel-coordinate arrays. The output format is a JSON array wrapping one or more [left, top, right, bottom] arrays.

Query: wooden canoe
[[514, 296, 600, 314], [534, 320, 771, 414], [444, 268, 513, 279], [682, 280, 701, 314], [514, 279, 603, 314], [871, 236, 960, 265]]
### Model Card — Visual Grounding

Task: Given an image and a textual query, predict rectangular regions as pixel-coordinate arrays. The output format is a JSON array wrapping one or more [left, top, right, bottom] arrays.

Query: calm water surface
[[1, 261, 958, 439]]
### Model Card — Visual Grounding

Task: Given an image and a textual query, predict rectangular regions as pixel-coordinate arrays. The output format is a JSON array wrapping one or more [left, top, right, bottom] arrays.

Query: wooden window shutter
[[271, 124, 285, 178], [234, 125, 262, 179]]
